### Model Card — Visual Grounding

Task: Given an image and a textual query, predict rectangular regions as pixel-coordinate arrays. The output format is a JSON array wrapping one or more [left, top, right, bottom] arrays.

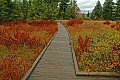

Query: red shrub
[[77, 35, 91, 54], [0, 20, 58, 80], [2, 20, 27, 27], [0, 20, 58, 47], [0, 57, 23, 80], [111, 25, 116, 28], [111, 24, 120, 31], [115, 24, 120, 31], [103, 20, 110, 25], [67, 19, 83, 26], [28, 20, 57, 27]]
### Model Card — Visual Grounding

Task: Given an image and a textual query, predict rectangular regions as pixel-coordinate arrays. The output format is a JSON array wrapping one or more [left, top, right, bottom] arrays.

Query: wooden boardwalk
[[27, 23, 119, 80]]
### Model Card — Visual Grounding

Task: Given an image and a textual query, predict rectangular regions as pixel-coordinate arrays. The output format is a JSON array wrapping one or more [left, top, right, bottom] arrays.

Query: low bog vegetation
[[62, 19, 120, 72], [0, 20, 58, 80]]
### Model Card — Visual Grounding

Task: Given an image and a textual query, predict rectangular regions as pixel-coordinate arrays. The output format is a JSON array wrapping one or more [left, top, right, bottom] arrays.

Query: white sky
[[77, 0, 117, 13]]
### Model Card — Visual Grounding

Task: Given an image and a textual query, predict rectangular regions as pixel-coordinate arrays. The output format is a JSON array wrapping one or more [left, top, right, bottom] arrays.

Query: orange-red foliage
[[103, 20, 110, 25], [111, 24, 120, 31], [0, 20, 58, 80], [67, 19, 83, 26], [0, 57, 24, 80], [77, 35, 91, 54], [28, 20, 57, 26]]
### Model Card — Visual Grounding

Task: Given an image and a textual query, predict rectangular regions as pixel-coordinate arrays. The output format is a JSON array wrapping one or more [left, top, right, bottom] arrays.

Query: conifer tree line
[[91, 0, 120, 20], [0, 0, 78, 22]]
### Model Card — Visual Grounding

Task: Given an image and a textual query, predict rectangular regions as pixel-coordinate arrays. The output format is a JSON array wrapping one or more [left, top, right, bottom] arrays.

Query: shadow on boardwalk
[[27, 23, 119, 80]]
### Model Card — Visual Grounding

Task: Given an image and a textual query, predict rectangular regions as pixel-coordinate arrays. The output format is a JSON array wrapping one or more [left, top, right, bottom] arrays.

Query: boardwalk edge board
[[60, 23, 120, 77], [22, 32, 57, 80]]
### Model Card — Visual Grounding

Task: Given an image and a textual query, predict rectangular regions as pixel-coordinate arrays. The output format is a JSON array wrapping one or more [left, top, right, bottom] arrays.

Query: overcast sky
[[77, 0, 116, 13]]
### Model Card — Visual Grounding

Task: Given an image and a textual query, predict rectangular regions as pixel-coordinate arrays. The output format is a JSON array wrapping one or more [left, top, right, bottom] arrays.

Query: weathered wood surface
[[27, 23, 119, 80]]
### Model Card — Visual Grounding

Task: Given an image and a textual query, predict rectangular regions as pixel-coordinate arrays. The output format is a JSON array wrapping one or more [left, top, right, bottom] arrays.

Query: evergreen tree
[[0, 0, 14, 21], [0, 0, 78, 21], [27, 0, 41, 20], [27, 0, 59, 20], [0, 0, 3, 21], [59, 1, 67, 19], [12, 0, 22, 20], [58, 0, 77, 19], [43, 0, 59, 20], [91, 0, 102, 19], [87, 11, 90, 17], [115, 0, 120, 20], [22, 0, 29, 20], [71, 0, 77, 19], [103, 0, 113, 20], [27, 0, 33, 20], [64, 5, 73, 19]]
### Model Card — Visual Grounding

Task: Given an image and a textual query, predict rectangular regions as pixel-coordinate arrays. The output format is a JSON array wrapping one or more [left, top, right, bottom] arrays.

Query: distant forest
[[91, 0, 120, 20], [0, 0, 78, 22]]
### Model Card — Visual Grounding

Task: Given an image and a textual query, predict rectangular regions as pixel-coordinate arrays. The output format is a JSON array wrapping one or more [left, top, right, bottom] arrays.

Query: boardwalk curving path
[[27, 23, 119, 80]]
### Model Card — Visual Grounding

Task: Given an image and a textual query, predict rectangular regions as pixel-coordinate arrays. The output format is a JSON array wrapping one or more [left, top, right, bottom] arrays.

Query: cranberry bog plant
[[63, 20, 120, 72], [0, 20, 58, 80]]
